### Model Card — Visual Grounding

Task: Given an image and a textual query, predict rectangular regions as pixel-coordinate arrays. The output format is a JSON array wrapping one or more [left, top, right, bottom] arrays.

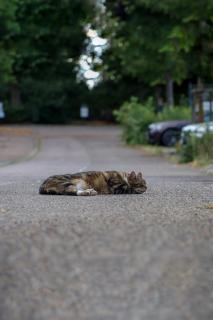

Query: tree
[[0, 0, 18, 85], [99, 0, 213, 107], [0, 0, 94, 122], [100, 1, 186, 106], [142, 0, 213, 83]]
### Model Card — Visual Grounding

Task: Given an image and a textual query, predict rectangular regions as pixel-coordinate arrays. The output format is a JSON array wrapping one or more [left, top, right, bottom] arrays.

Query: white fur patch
[[123, 173, 129, 185], [77, 189, 97, 196], [76, 181, 86, 191]]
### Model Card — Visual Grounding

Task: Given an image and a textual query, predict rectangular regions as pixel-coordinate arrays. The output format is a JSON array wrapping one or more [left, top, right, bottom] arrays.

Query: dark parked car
[[147, 120, 191, 146]]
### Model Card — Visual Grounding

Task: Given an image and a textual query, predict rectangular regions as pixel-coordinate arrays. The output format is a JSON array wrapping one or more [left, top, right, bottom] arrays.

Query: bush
[[178, 132, 213, 163], [21, 78, 71, 123], [178, 134, 196, 163], [114, 96, 191, 144], [2, 76, 87, 124], [114, 97, 155, 144], [4, 103, 30, 123], [157, 106, 191, 121]]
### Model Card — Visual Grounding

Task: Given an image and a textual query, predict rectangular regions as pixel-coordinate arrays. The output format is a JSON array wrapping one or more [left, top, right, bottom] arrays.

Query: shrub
[[4, 103, 30, 123], [158, 106, 191, 121], [3, 76, 86, 124], [178, 132, 213, 163], [114, 97, 155, 144], [21, 78, 70, 123], [178, 133, 196, 163], [114, 96, 191, 144]]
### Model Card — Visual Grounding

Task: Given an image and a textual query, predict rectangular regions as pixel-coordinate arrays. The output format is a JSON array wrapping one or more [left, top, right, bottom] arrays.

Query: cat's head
[[127, 171, 147, 194]]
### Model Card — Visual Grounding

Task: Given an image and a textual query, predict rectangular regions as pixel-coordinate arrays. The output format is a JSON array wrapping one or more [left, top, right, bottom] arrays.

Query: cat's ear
[[129, 171, 136, 180], [137, 172, 143, 181]]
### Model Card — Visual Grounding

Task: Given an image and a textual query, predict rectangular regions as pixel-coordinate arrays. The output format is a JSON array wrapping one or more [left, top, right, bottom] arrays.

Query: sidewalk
[[0, 126, 39, 166]]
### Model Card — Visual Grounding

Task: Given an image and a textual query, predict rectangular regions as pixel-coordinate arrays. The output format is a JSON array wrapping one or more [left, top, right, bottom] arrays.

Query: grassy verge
[[177, 132, 213, 167], [130, 144, 177, 162], [134, 139, 213, 169]]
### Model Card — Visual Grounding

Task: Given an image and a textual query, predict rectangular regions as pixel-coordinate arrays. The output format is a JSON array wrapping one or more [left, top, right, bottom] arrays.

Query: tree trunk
[[154, 85, 164, 113], [196, 77, 204, 123], [166, 73, 174, 107], [10, 83, 21, 107]]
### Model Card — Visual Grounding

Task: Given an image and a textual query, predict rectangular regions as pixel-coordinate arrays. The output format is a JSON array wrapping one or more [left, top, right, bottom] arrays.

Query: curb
[[0, 136, 42, 168]]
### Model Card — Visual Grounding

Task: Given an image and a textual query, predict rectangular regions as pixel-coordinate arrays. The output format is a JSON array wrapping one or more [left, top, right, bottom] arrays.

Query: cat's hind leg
[[69, 180, 98, 196], [64, 185, 78, 195], [54, 184, 97, 196]]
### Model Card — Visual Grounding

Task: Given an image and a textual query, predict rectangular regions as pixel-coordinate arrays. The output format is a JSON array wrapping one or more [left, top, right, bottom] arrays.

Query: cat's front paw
[[87, 189, 98, 196], [77, 189, 98, 196]]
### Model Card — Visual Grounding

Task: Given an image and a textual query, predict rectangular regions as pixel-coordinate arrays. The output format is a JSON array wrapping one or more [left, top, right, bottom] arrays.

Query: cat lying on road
[[39, 171, 147, 196]]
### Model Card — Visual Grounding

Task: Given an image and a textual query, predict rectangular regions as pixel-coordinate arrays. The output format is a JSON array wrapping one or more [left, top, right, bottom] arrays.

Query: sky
[[78, 25, 107, 89]]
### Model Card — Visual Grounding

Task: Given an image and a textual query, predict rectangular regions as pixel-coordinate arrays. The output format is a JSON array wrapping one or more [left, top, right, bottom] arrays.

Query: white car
[[180, 122, 213, 144]]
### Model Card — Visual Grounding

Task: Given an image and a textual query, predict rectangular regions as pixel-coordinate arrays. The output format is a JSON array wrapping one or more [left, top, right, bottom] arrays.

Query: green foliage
[[0, 0, 19, 84], [114, 97, 155, 144], [157, 106, 191, 122], [178, 132, 213, 163], [89, 78, 151, 120], [114, 97, 191, 144], [4, 103, 29, 123], [13, 0, 92, 78], [3, 77, 88, 123], [100, 0, 213, 103], [177, 134, 196, 162], [21, 78, 73, 123], [102, 1, 188, 86], [0, 0, 94, 122]]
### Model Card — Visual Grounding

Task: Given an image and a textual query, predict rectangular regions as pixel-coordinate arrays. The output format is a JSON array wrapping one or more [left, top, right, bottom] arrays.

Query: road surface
[[0, 125, 212, 320]]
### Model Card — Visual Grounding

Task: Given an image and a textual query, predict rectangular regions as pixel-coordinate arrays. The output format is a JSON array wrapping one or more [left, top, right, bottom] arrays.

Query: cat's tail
[[39, 183, 59, 195], [39, 182, 47, 194], [39, 177, 52, 194], [39, 177, 76, 195]]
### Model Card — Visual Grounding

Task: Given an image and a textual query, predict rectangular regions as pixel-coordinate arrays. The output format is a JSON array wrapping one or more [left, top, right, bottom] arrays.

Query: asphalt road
[[0, 125, 213, 320]]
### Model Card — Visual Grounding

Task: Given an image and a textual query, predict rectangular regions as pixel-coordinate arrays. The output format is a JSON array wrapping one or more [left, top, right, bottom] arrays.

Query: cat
[[39, 171, 147, 196]]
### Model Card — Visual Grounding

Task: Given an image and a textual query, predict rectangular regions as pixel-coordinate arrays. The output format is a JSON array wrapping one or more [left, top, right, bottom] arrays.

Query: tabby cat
[[39, 171, 147, 196]]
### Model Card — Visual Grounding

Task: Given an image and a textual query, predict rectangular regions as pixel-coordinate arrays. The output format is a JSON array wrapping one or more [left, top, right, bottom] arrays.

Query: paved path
[[0, 126, 37, 165], [0, 125, 212, 320]]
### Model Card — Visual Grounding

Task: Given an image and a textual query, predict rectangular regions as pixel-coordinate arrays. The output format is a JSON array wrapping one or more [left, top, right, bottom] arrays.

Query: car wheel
[[161, 129, 179, 146]]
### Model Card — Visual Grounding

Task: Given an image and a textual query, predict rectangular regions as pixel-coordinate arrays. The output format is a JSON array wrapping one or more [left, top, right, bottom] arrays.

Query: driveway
[[0, 125, 212, 320]]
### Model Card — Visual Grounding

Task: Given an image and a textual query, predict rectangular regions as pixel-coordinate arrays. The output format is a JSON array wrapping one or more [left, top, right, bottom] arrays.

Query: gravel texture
[[0, 125, 213, 320]]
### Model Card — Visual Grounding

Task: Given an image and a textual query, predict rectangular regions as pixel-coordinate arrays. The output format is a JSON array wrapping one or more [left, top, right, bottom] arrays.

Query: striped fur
[[39, 171, 147, 196]]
